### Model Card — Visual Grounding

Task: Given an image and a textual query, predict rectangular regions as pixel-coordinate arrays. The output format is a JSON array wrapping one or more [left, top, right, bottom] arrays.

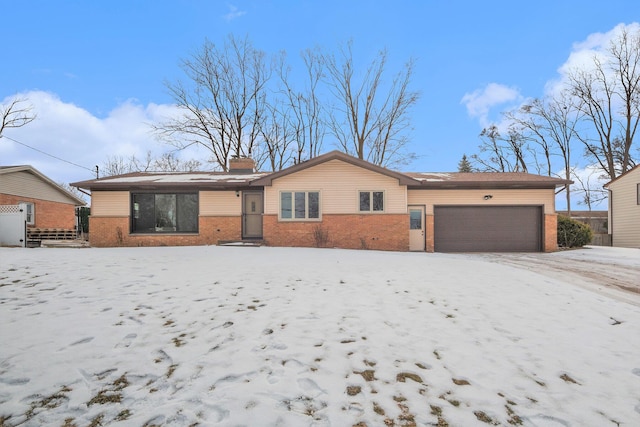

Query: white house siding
[[200, 191, 242, 216], [91, 191, 130, 216], [407, 189, 556, 214], [263, 159, 407, 215], [1, 170, 77, 204], [608, 167, 640, 248]]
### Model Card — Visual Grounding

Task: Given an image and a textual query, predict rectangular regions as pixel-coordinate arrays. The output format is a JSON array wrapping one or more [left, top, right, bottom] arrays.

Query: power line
[[2, 135, 97, 175]]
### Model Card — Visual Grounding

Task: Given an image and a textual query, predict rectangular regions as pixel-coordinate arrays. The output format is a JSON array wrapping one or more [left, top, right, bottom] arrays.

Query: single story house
[[71, 151, 570, 252], [1, 165, 87, 246], [604, 165, 640, 248]]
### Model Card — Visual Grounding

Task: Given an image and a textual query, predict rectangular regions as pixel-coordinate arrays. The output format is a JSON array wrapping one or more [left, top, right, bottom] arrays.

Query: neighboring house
[[71, 151, 570, 252], [0, 165, 87, 245], [604, 165, 640, 248]]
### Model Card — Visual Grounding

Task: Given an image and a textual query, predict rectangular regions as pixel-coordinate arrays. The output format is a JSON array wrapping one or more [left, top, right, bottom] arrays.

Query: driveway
[[471, 246, 640, 306]]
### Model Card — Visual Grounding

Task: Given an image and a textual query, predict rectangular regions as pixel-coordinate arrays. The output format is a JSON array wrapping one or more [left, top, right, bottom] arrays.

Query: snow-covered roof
[[71, 153, 572, 191], [72, 171, 270, 190]]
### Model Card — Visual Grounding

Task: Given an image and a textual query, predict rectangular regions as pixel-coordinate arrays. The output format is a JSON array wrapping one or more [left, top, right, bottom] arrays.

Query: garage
[[434, 205, 543, 252]]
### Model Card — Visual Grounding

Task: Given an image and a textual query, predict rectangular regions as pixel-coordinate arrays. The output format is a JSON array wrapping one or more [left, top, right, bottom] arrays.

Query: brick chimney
[[228, 157, 255, 173]]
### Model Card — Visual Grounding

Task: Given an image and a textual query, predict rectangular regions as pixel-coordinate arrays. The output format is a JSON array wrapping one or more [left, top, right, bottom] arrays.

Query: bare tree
[[324, 42, 420, 167], [0, 97, 36, 138], [102, 151, 202, 177], [277, 48, 326, 164], [570, 167, 608, 211], [471, 125, 531, 172], [153, 35, 270, 171], [258, 100, 295, 172], [567, 27, 640, 179], [506, 92, 582, 213]]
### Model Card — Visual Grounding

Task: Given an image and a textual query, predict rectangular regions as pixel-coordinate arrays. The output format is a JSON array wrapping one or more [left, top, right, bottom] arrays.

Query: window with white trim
[[280, 191, 320, 220], [359, 191, 384, 212]]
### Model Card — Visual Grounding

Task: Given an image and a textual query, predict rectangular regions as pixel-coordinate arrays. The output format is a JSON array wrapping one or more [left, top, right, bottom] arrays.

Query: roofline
[[250, 150, 420, 186], [74, 182, 257, 191], [1, 165, 87, 205], [603, 164, 640, 188], [409, 182, 569, 189]]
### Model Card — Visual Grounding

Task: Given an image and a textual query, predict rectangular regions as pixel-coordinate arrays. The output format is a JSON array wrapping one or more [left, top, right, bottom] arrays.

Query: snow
[[1, 245, 639, 426], [99, 173, 267, 184], [412, 173, 453, 181]]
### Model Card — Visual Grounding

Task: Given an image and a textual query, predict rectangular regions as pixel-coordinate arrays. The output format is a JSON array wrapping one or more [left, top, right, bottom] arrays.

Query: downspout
[[607, 189, 613, 246]]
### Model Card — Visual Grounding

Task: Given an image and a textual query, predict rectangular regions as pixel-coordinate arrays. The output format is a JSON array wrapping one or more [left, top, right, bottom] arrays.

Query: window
[[21, 202, 34, 225], [280, 191, 320, 220], [410, 209, 422, 230], [359, 191, 384, 212], [131, 193, 198, 233]]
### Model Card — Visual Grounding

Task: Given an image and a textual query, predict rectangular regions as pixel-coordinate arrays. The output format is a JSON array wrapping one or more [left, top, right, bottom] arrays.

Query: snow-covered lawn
[[1, 245, 639, 427]]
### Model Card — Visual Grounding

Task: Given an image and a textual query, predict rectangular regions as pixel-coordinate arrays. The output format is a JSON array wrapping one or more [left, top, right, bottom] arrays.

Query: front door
[[242, 192, 263, 239], [409, 205, 425, 251]]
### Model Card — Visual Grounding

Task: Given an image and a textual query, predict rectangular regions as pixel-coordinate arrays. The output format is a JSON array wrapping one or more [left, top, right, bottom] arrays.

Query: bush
[[557, 215, 593, 248]]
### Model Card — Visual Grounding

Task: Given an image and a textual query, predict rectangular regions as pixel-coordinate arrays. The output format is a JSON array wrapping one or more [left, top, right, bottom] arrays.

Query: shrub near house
[[557, 215, 593, 248]]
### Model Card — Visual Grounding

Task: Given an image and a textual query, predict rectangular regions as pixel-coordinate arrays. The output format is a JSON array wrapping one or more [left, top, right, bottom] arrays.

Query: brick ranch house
[[71, 151, 570, 252]]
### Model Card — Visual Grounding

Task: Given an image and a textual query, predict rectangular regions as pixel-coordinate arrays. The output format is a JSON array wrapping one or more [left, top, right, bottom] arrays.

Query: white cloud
[[224, 4, 246, 21], [545, 22, 640, 96], [0, 91, 184, 185], [460, 83, 521, 128]]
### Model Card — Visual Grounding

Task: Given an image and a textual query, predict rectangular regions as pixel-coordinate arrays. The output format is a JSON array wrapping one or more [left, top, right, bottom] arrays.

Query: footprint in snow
[[297, 378, 326, 395], [70, 337, 94, 346], [115, 333, 137, 348], [526, 415, 570, 426], [0, 377, 30, 385]]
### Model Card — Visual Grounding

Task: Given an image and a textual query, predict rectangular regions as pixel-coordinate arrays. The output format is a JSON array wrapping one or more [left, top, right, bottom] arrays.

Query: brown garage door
[[434, 206, 543, 252]]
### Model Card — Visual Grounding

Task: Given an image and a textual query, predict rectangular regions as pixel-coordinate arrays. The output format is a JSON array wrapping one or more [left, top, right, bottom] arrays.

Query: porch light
[[483, 195, 493, 200]]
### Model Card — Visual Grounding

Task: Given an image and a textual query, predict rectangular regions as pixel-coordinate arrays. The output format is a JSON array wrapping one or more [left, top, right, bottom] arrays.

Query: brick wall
[[544, 214, 558, 252], [262, 214, 409, 251], [0, 194, 77, 229], [89, 216, 242, 247], [425, 214, 435, 253]]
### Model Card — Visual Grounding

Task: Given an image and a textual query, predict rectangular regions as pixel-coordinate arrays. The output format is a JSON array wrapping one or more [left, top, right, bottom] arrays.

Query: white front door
[[409, 206, 425, 251]]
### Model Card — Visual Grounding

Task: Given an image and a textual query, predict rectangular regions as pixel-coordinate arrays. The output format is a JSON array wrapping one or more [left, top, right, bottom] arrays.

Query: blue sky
[[1, 1, 638, 209]]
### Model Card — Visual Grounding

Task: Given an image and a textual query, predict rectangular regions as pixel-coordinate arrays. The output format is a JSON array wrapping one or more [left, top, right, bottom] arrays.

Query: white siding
[[408, 189, 556, 214], [608, 167, 640, 248], [200, 191, 242, 216], [91, 191, 130, 216], [264, 159, 407, 215]]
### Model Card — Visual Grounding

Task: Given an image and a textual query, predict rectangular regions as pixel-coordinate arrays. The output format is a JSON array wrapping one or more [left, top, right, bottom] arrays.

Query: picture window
[[131, 193, 198, 233]]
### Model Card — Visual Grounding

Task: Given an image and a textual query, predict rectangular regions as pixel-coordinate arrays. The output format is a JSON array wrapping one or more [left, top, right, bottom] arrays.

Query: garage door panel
[[434, 206, 542, 252]]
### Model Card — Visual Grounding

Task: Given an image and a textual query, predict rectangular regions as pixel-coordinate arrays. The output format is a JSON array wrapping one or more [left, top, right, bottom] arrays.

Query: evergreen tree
[[458, 154, 472, 172]]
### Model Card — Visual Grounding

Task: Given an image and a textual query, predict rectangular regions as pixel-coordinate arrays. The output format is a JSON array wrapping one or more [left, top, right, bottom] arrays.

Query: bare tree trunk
[[152, 35, 270, 171], [324, 41, 419, 167], [567, 28, 640, 179]]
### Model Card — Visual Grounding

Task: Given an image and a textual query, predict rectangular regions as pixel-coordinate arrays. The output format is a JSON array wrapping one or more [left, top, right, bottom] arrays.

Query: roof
[[250, 151, 420, 186], [0, 165, 87, 205], [70, 151, 572, 191], [603, 164, 640, 189], [405, 172, 571, 189], [71, 171, 270, 191]]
